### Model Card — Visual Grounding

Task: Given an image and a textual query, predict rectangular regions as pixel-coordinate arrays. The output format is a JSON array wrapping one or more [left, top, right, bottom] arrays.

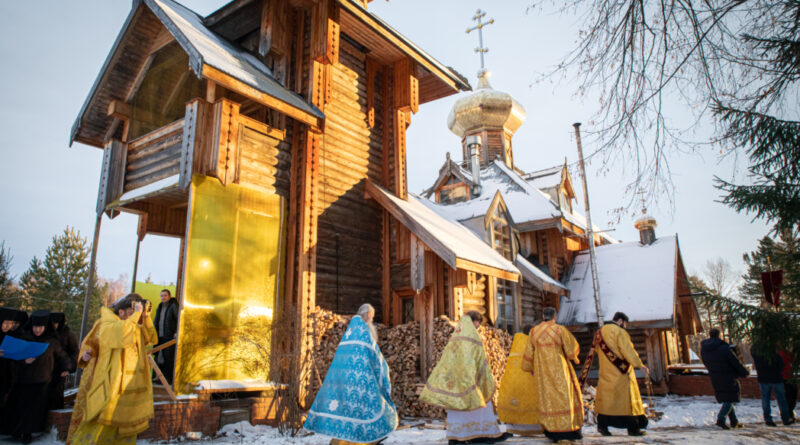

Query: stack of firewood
[[305, 309, 513, 419]]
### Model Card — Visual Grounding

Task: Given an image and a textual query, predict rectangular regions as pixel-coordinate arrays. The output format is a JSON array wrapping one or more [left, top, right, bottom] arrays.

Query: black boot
[[716, 419, 730, 430], [729, 412, 743, 428], [598, 426, 612, 436]]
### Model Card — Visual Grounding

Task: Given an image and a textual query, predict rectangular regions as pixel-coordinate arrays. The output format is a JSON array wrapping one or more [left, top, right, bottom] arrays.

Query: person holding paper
[[10, 310, 71, 444], [68, 294, 157, 445]]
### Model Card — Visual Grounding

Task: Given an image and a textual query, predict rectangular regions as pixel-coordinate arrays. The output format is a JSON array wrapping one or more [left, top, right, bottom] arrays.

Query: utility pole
[[573, 123, 603, 326]]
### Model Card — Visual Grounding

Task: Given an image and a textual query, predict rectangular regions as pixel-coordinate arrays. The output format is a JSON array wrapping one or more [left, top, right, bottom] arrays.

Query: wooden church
[[71, 0, 534, 400]]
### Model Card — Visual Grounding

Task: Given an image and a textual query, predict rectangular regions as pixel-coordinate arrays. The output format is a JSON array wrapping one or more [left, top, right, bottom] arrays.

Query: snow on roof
[[523, 165, 562, 190], [516, 256, 569, 295], [368, 183, 519, 276], [113, 174, 180, 208], [148, 0, 322, 119], [562, 210, 619, 244], [557, 235, 678, 326], [432, 162, 561, 224]]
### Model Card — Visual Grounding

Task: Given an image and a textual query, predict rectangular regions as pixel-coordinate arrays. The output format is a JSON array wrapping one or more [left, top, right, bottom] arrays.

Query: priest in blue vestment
[[305, 304, 398, 444]]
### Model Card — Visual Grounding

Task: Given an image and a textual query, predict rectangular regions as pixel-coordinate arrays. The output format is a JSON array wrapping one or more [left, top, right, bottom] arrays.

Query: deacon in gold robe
[[67, 294, 158, 445], [594, 311, 648, 437], [497, 329, 542, 436], [419, 311, 509, 444], [521, 307, 584, 443]]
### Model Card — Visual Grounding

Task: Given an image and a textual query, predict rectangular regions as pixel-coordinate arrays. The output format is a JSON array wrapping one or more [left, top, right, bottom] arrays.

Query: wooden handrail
[[148, 339, 176, 355]]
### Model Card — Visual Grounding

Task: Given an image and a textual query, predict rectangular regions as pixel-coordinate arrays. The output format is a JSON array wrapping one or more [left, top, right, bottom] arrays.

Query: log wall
[[124, 119, 184, 192], [314, 43, 384, 315]]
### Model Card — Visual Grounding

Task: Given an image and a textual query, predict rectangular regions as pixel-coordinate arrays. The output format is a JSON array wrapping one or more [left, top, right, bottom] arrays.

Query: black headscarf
[[49, 312, 68, 334], [23, 310, 56, 340]]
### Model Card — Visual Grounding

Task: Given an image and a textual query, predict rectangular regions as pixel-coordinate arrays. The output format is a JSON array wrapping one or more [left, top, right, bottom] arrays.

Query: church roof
[[556, 235, 681, 327], [430, 161, 562, 224], [523, 165, 562, 190], [517, 256, 569, 296], [365, 181, 519, 281], [71, 0, 323, 147]]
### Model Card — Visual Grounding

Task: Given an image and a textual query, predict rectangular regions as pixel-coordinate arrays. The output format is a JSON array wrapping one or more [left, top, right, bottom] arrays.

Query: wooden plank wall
[[237, 118, 293, 198], [124, 119, 184, 192], [520, 281, 543, 329], [314, 42, 384, 315]]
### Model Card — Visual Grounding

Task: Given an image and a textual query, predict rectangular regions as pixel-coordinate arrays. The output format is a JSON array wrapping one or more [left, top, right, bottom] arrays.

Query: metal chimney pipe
[[465, 134, 483, 196], [573, 123, 603, 327]]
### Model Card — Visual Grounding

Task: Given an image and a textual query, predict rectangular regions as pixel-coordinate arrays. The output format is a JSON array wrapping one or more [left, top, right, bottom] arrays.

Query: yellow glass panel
[[174, 175, 285, 393]]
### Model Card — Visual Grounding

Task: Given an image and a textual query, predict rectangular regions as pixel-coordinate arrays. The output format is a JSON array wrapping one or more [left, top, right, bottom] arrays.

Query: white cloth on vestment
[[445, 401, 503, 441]]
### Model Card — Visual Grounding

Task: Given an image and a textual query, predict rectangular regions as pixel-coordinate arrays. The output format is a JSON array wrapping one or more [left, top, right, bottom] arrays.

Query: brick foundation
[[47, 395, 282, 441]]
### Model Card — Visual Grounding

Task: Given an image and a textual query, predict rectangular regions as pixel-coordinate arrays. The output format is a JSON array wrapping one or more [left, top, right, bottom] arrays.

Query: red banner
[[761, 270, 783, 309]]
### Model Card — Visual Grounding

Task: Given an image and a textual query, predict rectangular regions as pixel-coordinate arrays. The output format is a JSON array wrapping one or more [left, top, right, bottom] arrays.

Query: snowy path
[[2, 396, 797, 444]]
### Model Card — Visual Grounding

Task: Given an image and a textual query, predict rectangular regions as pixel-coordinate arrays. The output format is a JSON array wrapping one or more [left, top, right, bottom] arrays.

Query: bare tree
[[704, 257, 739, 300], [533, 0, 800, 209]]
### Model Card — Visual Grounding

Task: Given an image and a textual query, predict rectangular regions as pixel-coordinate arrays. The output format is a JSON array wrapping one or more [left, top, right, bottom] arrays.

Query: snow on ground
[[3, 396, 797, 444]]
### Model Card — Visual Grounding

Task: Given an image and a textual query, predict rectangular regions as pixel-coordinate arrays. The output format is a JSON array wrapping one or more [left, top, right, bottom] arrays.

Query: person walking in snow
[[752, 346, 794, 426], [700, 328, 749, 429]]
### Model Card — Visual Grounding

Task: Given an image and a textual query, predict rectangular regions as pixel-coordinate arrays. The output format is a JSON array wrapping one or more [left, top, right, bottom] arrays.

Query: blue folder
[[0, 335, 49, 360]]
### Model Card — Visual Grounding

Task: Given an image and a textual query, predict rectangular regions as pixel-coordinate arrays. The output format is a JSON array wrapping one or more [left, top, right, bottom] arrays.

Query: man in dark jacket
[[779, 349, 796, 423], [700, 328, 749, 429], [752, 348, 793, 426], [153, 289, 179, 384]]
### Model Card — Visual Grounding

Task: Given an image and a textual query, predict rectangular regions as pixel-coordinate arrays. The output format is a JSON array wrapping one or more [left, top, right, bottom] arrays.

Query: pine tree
[[21, 227, 102, 330], [714, 110, 800, 232], [740, 229, 800, 311], [0, 241, 17, 304]]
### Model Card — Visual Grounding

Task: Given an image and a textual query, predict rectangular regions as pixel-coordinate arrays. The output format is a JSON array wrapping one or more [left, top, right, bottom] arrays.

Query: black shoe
[[765, 420, 777, 427], [598, 427, 612, 436], [628, 430, 646, 436], [21, 434, 32, 445], [730, 422, 744, 428], [783, 418, 796, 426], [716, 419, 730, 430], [487, 432, 512, 443]]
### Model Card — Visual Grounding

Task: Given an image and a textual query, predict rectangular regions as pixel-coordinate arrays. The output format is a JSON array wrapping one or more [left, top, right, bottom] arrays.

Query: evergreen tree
[[0, 241, 16, 305], [740, 229, 800, 311], [714, 111, 800, 232], [21, 227, 102, 330], [17, 256, 43, 312]]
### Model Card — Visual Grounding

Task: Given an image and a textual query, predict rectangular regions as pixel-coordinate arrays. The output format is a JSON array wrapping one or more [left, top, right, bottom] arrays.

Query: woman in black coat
[[11, 310, 71, 444], [46, 312, 78, 410], [700, 328, 749, 429], [1, 308, 28, 435]]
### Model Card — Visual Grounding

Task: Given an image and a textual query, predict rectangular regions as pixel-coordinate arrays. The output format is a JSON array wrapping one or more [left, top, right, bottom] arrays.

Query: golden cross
[[466, 9, 494, 71]]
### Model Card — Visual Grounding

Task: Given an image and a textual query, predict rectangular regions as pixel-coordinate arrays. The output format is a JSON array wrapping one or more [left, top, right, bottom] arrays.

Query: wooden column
[[211, 99, 240, 184], [392, 109, 409, 199], [295, 128, 321, 408], [380, 68, 393, 323]]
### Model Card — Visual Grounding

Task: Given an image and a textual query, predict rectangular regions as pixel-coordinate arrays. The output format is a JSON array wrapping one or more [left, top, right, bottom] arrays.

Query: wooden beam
[[417, 287, 434, 380], [393, 58, 419, 114], [365, 57, 377, 128], [325, 1, 340, 65], [409, 233, 425, 292], [211, 99, 240, 185], [293, 10, 306, 94], [201, 64, 322, 130], [258, 0, 273, 57], [455, 257, 519, 282], [296, 128, 321, 408], [107, 100, 131, 121], [392, 108, 408, 199], [381, 211, 391, 324], [205, 79, 217, 103]]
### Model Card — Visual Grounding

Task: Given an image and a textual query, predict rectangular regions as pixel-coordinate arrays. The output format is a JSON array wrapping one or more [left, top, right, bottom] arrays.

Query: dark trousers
[[156, 338, 176, 385], [598, 414, 648, 434], [717, 402, 739, 424], [785, 381, 797, 419], [759, 382, 790, 423]]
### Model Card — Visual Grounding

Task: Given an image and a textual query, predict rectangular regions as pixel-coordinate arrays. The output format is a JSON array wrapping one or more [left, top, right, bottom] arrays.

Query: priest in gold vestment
[[497, 329, 542, 436], [67, 294, 158, 444], [594, 312, 648, 437], [419, 311, 509, 444], [521, 307, 584, 442]]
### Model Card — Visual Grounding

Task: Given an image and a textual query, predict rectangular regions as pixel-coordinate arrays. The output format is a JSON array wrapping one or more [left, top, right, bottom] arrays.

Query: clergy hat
[[50, 312, 66, 326], [12, 309, 28, 325], [0, 307, 14, 322], [30, 310, 52, 326]]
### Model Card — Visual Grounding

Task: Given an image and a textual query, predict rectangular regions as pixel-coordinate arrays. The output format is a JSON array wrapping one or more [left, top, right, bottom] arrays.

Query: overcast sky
[[0, 0, 766, 290]]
